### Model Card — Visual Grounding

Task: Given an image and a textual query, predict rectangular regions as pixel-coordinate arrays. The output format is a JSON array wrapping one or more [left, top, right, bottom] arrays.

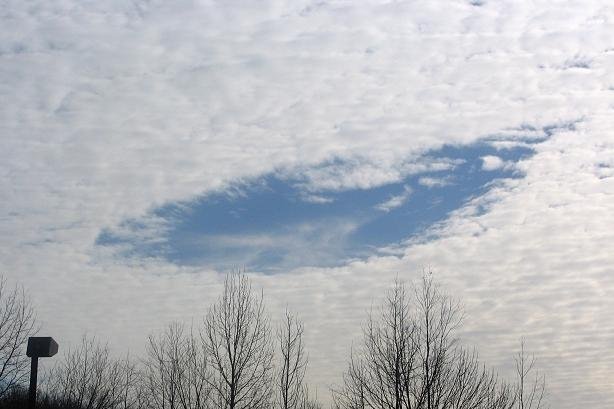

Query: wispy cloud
[[300, 193, 334, 204], [289, 157, 463, 193], [375, 186, 412, 212], [178, 218, 361, 272], [418, 176, 452, 188]]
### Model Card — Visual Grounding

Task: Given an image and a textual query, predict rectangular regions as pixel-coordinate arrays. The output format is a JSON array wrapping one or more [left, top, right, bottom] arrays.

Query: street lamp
[[26, 337, 58, 409]]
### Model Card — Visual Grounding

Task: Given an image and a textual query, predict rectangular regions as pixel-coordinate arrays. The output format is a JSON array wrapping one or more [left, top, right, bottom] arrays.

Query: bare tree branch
[[277, 308, 308, 409], [333, 274, 518, 409], [203, 273, 274, 409], [44, 335, 141, 409], [515, 339, 547, 409], [0, 276, 37, 398], [143, 322, 211, 409]]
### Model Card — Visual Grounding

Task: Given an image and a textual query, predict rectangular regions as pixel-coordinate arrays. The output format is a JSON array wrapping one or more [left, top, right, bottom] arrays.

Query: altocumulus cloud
[[1, 1, 614, 407]]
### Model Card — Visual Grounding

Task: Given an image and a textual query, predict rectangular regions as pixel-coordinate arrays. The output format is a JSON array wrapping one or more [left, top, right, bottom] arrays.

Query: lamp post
[[26, 337, 58, 409]]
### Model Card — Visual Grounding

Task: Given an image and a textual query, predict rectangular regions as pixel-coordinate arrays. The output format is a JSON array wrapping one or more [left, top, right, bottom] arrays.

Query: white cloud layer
[[1, 1, 614, 407]]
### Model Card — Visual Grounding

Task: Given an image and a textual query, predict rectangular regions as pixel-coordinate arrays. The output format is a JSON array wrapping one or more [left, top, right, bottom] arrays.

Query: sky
[[1, 0, 614, 407]]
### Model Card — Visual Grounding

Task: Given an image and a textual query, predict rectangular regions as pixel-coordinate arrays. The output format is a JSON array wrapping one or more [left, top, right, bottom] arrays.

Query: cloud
[[418, 176, 453, 188], [375, 185, 413, 212], [481, 155, 506, 171], [1, 1, 613, 408], [167, 218, 362, 272], [300, 193, 335, 204], [287, 156, 462, 193], [396, 122, 614, 407]]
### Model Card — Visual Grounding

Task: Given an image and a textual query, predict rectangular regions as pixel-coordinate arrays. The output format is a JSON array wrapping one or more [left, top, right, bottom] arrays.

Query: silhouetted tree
[[143, 322, 211, 409], [276, 309, 312, 409], [0, 276, 37, 398], [203, 273, 274, 409], [333, 276, 517, 409], [43, 336, 141, 409], [0, 271, 548, 409], [117, 355, 144, 409], [300, 389, 324, 409], [514, 340, 546, 409], [438, 349, 516, 409]]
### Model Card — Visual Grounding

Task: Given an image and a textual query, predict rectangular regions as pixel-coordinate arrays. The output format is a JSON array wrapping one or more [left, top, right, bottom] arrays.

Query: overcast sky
[[2, 1, 614, 407]]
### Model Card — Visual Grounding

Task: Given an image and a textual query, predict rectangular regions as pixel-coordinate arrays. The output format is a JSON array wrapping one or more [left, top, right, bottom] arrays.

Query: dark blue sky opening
[[97, 138, 540, 272]]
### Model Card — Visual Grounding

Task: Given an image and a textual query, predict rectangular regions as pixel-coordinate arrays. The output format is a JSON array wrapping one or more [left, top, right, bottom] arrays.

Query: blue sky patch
[[97, 139, 539, 272]]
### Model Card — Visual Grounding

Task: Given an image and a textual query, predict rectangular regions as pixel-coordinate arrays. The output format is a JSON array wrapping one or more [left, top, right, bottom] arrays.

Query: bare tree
[[44, 336, 141, 409], [277, 309, 308, 409], [333, 278, 418, 409], [438, 349, 516, 409], [178, 327, 212, 409], [117, 354, 144, 409], [333, 275, 517, 409], [143, 322, 211, 409], [514, 340, 546, 409], [0, 276, 37, 397], [203, 273, 274, 409], [414, 275, 462, 409], [300, 388, 324, 409]]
